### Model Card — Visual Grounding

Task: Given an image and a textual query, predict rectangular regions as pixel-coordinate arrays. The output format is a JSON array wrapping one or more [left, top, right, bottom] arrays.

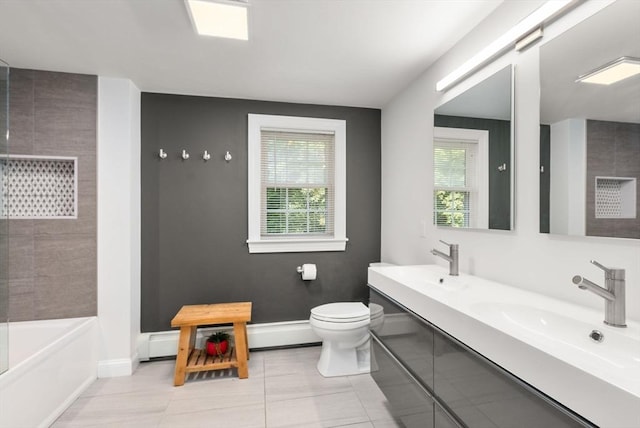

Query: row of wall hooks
[[158, 149, 232, 162]]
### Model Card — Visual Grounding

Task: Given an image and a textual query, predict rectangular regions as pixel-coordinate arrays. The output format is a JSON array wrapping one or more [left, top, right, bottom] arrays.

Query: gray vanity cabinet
[[369, 287, 594, 428]]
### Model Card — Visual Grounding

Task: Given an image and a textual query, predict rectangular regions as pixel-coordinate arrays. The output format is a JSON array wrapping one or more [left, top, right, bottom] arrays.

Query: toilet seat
[[311, 302, 369, 323]]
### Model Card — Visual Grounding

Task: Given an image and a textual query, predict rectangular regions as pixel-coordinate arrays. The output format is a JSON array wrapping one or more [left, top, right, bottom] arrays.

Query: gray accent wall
[[141, 93, 381, 332], [7, 68, 97, 321], [586, 120, 640, 239]]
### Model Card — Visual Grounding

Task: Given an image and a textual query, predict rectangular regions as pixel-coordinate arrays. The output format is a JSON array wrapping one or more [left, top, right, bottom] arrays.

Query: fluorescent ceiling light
[[185, 0, 249, 40], [576, 57, 640, 85], [436, 0, 575, 92]]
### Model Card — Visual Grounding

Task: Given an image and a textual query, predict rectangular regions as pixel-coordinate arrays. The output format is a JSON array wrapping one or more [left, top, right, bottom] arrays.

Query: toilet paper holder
[[297, 264, 317, 280]]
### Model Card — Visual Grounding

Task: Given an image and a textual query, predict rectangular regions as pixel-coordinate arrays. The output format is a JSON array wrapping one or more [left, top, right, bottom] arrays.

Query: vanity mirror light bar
[[576, 57, 640, 85], [436, 0, 575, 92], [185, 0, 249, 40]]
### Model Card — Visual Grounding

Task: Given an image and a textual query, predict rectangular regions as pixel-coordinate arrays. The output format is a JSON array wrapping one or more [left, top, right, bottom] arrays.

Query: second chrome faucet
[[572, 260, 626, 328], [431, 240, 459, 276]]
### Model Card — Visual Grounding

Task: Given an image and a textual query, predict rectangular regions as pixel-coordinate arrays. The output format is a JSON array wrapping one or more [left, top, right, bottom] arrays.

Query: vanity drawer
[[370, 288, 435, 390], [433, 329, 590, 428], [371, 334, 460, 428]]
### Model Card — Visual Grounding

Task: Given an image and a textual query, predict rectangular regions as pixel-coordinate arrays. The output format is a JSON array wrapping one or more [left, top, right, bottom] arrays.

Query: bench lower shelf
[[185, 347, 238, 373]]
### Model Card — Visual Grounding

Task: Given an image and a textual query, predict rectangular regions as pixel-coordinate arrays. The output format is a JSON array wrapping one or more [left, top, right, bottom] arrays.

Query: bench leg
[[234, 322, 249, 379], [174, 326, 195, 386]]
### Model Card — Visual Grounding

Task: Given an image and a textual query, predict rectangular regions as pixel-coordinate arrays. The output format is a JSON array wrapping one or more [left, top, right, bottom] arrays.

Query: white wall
[[381, 0, 640, 321], [97, 77, 141, 377], [550, 118, 586, 235]]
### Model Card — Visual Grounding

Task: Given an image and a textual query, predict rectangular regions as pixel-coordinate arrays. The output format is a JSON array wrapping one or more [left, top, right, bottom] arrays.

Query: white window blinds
[[433, 140, 477, 227], [260, 129, 335, 237]]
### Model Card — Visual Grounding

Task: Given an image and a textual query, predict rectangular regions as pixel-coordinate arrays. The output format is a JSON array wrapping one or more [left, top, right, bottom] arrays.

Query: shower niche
[[594, 177, 636, 219], [1, 156, 77, 219]]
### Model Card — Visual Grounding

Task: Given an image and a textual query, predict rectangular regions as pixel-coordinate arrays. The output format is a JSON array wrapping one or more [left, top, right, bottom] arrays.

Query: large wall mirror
[[540, 0, 640, 239], [434, 65, 514, 230]]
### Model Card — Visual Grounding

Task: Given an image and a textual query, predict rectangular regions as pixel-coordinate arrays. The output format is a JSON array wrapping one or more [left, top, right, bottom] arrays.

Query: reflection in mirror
[[434, 65, 513, 230], [540, 0, 640, 239]]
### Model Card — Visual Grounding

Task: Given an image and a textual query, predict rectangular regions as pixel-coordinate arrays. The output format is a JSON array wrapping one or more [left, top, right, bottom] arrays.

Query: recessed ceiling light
[[576, 57, 640, 85], [185, 0, 249, 41]]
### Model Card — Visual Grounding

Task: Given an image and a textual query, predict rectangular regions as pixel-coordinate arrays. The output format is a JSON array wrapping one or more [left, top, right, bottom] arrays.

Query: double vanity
[[367, 264, 639, 428]]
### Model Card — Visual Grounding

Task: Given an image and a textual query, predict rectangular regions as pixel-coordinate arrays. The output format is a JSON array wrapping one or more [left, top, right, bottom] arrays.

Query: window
[[433, 127, 488, 229], [247, 114, 347, 253]]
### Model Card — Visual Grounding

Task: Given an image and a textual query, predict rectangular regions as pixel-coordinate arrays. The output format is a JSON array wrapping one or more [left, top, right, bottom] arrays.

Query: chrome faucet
[[431, 240, 459, 276], [572, 260, 626, 328]]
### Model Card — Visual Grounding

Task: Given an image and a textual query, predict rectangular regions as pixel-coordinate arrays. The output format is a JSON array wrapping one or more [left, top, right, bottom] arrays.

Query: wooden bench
[[170, 302, 252, 386]]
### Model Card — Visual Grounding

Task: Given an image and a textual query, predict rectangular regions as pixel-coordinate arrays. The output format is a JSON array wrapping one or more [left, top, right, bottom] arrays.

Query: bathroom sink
[[368, 264, 640, 427], [470, 302, 640, 375], [372, 264, 469, 291]]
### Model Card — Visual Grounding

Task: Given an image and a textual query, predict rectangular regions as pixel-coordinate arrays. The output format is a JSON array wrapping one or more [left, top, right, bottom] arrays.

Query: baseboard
[[39, 375, 96, 428], [138, 320, 320, 360], [97, 354, 140, 378]]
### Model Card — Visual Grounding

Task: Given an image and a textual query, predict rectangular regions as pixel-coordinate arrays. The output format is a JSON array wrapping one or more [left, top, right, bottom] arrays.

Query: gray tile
[[167, 375, 265, 414], [8, 218, 34, 236], [263, 346, 322, 377], [34, 234, 96, 278], [52, 390, 170, 427], [159, 403, 265, 428], [34, 272, 96, 319], [266, 370, 352, 403], [8, 68, 35, 156], [8, 235, 33, 280], [266, 391, 369, 428], [8, 277, 34, 321], [53, 347, 399, 428], [371, 420, 401, 428], [33, 70, 97, 111]]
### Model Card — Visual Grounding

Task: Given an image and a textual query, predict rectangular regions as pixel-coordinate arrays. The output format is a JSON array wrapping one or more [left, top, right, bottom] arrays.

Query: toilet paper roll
[[301, 263, 317, 280]]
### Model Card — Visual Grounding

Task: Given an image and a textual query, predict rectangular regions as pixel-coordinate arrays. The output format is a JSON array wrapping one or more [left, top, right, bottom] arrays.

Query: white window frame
[[247, 114, 347, 253], [433, 126, 489, 229]]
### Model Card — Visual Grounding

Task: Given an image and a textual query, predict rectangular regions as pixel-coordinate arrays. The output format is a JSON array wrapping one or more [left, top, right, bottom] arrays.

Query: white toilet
[[310, 301, 384, 377]]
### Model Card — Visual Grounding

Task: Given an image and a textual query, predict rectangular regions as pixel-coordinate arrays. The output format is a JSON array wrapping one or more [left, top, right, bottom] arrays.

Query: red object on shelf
[[206, 340, 229, 356]]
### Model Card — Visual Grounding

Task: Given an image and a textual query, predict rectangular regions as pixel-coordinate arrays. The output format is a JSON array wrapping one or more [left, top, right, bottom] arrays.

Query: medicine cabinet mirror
[[433, 65, 514, 230], [539, 0, 640, 239]]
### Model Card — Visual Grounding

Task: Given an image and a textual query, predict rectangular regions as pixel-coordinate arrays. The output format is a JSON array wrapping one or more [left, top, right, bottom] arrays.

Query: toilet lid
[[311, 302, 369, 322]]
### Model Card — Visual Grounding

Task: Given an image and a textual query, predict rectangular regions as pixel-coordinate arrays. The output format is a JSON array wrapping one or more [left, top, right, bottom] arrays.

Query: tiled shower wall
[[586, 120, 640, 239], [8, 69, 97, 321]]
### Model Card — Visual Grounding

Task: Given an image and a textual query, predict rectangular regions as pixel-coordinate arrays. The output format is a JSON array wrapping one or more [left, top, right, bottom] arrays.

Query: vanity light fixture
[[576, 57, 640, 85], [185, 0, 249, 40], [436, 0, 575, 91]]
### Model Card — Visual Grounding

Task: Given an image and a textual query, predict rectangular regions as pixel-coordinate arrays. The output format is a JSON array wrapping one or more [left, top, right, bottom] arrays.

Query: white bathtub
[[0, 317, 98, 428]]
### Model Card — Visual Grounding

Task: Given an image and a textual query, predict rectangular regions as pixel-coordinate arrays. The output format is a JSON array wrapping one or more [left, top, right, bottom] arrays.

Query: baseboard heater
[[137, 319, 320, 360]]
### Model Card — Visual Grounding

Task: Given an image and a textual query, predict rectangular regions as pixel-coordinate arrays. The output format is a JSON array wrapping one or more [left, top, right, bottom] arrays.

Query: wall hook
[[182, 150, 190, 160], [224, 151, 232, 162], [203, 150, 211, 161], [158, 149, 167, 159]]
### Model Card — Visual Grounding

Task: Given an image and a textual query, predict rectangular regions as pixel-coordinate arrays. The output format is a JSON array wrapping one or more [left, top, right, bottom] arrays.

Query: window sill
[[247, 238, 348, 253]]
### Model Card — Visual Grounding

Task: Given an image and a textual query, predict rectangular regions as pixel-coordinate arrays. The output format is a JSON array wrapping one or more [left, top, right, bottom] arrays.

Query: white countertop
[[368, 264, 640, 428]]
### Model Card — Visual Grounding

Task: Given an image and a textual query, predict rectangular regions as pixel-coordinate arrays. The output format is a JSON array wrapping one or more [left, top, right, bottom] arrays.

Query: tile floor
[[52, 346, 401, 428]]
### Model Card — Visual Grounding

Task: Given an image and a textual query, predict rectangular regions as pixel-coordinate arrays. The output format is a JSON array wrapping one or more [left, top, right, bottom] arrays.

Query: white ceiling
[[435, 65, 512, 121], [540, 0, 640, 124], [0, 0, 503, 108]]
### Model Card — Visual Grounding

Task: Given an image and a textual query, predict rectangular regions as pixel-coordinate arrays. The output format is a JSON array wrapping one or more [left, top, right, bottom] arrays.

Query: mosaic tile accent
[[595, 178, 622, 218], [1, 158, 76, 218]]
